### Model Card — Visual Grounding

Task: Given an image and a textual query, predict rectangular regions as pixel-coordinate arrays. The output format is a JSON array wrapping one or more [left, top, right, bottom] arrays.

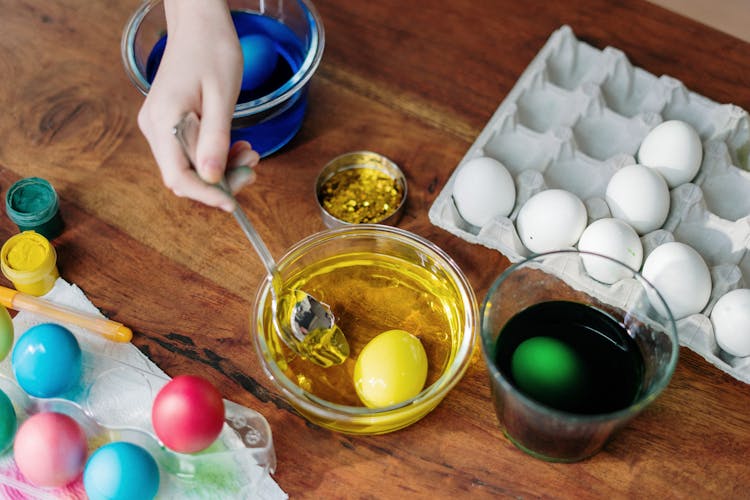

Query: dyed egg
[[0, 304, 12, 361], [354, 330, 428, 408], [0, 389, 16, 453], [14, 412, 87, 487], [84, 442, 160, 500], [12, 323, 82, 398], [511, 336, 585, 409], [152, 375, 225, 453], [239, 34, 278, 91]]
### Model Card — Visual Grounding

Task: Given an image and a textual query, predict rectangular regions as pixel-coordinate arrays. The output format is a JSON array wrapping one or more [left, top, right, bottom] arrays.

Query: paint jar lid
[[0, 231, 58, 286], [5, 178, 64, 240], [315, 151, 407, 228]]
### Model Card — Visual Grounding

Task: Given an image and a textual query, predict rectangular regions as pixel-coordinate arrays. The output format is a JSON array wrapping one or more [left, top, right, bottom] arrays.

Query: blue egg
[[84, 442, 160, 500], [239, 34, 278, 91], [12, 323, 82, 398]]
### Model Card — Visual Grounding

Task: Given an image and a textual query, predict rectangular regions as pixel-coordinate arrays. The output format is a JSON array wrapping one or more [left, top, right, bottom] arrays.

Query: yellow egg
[[0, 305, 13, 362], [353, 329, 428, 408]]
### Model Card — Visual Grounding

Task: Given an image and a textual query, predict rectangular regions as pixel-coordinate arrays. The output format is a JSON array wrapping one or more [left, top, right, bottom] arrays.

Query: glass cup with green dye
[[480, 250, 678, 462]]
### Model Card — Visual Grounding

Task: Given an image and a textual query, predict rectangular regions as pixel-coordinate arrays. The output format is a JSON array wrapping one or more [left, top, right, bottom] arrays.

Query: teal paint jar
[[5, 178, 65, 240]]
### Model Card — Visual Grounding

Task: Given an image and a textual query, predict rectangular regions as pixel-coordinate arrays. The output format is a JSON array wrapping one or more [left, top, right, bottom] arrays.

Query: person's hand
[[137, 0, 259, 212]]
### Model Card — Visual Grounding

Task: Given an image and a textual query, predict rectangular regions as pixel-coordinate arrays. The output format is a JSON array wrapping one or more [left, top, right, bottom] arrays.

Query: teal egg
[[511, 336, 585, 409], [0, 389, 16, 453], [12, 323, 82, 398], [239, 34, 278, 91]]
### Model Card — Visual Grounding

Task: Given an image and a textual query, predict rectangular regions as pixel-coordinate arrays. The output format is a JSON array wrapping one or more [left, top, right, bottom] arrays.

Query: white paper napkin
[[0, 278, 287, 500]]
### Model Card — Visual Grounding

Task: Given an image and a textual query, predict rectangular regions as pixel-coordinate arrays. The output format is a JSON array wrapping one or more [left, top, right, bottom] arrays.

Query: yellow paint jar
[[1, 231, 59, 296]]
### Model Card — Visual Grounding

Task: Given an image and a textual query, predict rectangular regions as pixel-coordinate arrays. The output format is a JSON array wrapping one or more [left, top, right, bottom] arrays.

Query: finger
[[169, 170, 237, 212], [225, 165, 257, 194], [141, 112, 235, 211], [195, 85, 234, 184], [227, 140, 260, 169], [140, 114, 192, 190], [138, 103, 189, 176], [226, 141, 260, 193]]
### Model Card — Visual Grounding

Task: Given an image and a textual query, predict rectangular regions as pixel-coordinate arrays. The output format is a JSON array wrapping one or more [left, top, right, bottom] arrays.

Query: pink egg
[[14, 412, 87, 487], [152, 375, 224, 454]]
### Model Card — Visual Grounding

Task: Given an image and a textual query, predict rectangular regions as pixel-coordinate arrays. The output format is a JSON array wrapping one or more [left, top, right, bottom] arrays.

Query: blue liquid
[[146, 11, 309, 157]]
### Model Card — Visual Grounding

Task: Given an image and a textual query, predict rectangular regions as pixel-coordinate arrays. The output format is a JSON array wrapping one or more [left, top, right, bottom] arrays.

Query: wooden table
[[2, 0, 749, 497]]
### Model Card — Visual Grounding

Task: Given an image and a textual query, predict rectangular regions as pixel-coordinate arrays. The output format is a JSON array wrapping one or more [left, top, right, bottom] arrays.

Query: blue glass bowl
[[121, 0, 324, 157]]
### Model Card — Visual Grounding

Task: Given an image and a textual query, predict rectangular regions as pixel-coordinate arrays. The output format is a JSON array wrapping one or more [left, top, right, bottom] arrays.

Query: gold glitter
[[318, 167, 404, 224]]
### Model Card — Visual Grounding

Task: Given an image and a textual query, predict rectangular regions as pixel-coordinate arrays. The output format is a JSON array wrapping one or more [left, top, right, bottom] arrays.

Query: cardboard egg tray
[[0, 351, 276, 498], [428, 25, 750, 383]]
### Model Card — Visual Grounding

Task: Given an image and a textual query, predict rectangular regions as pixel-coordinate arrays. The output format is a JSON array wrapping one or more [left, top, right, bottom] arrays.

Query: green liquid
[[494, 301, 644, 414]]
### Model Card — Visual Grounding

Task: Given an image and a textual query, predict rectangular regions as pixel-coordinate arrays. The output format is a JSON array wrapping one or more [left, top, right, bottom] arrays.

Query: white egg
[[605, 164, 670, 235], [578, 218, 643, 284], [710, 289, 750, 357], [641, 242, 711, 320], [452, 156, 516, 227], [638, 120, 703, 188], [516, 189, 587, 254]]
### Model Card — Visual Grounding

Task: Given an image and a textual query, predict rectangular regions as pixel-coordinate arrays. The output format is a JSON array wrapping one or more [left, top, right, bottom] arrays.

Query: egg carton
[[428, 25, 750, 383], [0, 350, 276, 499]]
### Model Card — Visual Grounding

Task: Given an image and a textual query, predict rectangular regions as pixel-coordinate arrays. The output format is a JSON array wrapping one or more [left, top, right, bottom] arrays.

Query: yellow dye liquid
[[261, 250, 465, 407]]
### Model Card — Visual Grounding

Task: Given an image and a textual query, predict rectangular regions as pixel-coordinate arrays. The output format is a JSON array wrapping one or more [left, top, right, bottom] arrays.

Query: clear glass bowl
[[252, 225, 477, 434], [121, 0, 324, 157]]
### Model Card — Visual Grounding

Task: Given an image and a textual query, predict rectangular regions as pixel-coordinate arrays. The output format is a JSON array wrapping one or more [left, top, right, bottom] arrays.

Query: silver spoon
[[172, 112, 349, 367]]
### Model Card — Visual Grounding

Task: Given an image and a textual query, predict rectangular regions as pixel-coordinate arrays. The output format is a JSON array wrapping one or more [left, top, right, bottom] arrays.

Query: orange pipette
[[0, 285, 132, 343]]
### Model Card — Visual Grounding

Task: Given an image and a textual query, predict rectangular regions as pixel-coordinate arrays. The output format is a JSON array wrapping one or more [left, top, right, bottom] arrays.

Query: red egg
[[14, 412, 87, 487], [151, 375, 224, 453]]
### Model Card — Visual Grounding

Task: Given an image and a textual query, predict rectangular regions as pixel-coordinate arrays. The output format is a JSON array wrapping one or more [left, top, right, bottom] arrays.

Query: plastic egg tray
[[0, 350, 276, 499], [428, 25, 750, 383]]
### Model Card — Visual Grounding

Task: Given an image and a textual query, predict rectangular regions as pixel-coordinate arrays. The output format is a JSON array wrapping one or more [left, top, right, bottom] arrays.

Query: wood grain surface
[[1, 0, 749, 498]]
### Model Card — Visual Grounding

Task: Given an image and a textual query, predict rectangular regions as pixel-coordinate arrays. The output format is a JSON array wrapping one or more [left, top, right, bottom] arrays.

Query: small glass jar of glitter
[[315, 151, 407, 228]]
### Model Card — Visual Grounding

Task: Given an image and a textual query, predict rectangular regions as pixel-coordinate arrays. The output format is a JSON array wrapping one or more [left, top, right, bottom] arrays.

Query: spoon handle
[[172, 112, 278, 277], [216, 178, 278, 277]]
